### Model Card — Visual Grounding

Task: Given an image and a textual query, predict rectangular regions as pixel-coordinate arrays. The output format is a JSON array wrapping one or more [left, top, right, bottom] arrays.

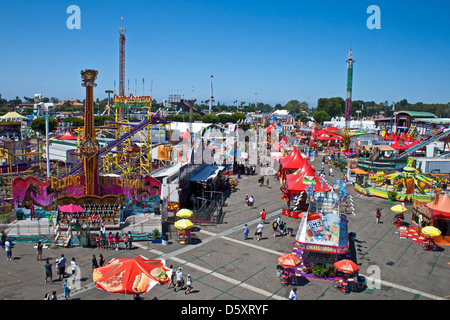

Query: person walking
[[107, 232, 113, 250], [58, 254, 66, 280], [255, 221, 264, 241], [36, 241, 43, 261], [266, 177, 269, 188], [395, 218, 402, 235], [70, 258, 77, 284], [99, 254, 105, 267], [123, 233, 129, 250], [1, 231, 6, 248], [167, 265, 175, 289], [185, 275, 193, 295], [260, 209, 266, 223], [243, 224, 249, 240], [376, 209, 381, 224], [174, 267, 184, 292], [4, 238, 12, 261], [249, 195, 254, 209], [127, 231, 133, 249], [272, 219, 279, 237], [289, 288, 297, 300], [63, 279, 71, 300], [44, 258, 53, 283], [245, 194, 249, 206], [92, 255, 99, 269], [114, 232, 120, 250], [50, 291, 58, 300]]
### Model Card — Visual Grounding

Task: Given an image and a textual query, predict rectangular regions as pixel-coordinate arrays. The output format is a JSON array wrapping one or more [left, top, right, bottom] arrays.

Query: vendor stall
[[291, 192, 350, 272], [411, 193, 450, 246]]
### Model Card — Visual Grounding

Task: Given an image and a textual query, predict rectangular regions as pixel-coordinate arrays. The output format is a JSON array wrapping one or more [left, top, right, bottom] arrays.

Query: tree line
[[3, 95, 448, 124]]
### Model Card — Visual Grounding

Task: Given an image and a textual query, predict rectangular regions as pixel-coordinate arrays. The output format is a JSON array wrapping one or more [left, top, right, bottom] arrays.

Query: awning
[[351, 168, 369, 175], [190, 165, 224, 183]]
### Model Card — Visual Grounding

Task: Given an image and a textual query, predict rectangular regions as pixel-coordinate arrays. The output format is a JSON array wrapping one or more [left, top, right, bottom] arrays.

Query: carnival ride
[[355, 157, 439, 202], [372, 158, 437, 194]]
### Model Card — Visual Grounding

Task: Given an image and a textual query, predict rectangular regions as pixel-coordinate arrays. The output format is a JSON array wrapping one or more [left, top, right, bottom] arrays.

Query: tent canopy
[[427, 193, 450, 219], [58, 129, 77, 140], [280, 148, 299, 165], [1, 111, 26, 119], [281, 149, 305, 171], [181, 129, 191, 140]]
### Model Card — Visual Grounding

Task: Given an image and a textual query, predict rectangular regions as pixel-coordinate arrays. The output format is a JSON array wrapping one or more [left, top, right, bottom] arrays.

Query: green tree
[[284, 100, 301, 115], [165, 114, 184, 122], [202, 114, 219, 123], [30, 117, 58, 135], [313, 110, 331, 124], [63, 117, 84, 127], [231, 112, 246, 123], [218, 113, 233, 124], [183, 113, 202, 122], [295, 113, 310, 123]]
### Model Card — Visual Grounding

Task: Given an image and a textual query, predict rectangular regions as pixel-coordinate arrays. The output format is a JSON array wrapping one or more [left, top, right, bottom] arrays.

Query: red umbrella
[[277, 254, 302, 268], [59, 204, 83, 213], [93, 256, 172, 295], [334, 259, 360, 274]]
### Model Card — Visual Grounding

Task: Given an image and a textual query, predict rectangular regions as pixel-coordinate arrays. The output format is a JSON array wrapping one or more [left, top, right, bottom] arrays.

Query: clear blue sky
[[1, 0, 449, 108]]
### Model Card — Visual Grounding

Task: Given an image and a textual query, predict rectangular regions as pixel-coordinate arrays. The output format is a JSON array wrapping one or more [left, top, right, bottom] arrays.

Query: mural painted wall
[[12, 174, 162, 218]]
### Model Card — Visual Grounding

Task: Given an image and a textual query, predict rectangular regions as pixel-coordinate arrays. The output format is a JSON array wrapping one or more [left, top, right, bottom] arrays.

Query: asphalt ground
[[1, 155, 450, 305]]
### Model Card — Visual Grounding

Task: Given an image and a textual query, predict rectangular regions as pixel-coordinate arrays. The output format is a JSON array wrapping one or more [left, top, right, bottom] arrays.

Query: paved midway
[[0, 154, 449, 300]]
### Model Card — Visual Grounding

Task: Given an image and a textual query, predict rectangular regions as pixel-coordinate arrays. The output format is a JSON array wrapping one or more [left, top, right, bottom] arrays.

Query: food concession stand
[[411, 193, 450, 246]]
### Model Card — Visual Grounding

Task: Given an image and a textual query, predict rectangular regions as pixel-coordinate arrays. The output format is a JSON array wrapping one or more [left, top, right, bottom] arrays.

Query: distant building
[[374, 111, 450, 135], [55, 100, 84, 107]]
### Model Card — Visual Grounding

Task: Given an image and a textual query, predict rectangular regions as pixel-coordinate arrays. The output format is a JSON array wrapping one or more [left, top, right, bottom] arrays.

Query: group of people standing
[[95, 226, 133, 251]]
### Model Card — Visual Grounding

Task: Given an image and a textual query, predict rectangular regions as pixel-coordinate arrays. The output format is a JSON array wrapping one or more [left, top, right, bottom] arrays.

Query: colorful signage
[[304, 212, 341, 246], [13, 175, 162, 215]]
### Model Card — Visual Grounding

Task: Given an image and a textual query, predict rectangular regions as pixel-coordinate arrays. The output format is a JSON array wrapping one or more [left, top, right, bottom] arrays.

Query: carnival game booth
[[290, 192, 350, 280], [411, 193, 450, 246]]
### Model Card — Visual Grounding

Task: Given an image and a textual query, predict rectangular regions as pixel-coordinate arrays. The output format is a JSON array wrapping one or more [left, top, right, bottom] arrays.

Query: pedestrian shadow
[[189, 238, 203, 245], [186, 289, 200, 295]]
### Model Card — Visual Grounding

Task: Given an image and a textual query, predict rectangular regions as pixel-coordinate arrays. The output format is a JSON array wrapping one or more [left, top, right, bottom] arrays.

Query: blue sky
[[1, 0, 449, 108]]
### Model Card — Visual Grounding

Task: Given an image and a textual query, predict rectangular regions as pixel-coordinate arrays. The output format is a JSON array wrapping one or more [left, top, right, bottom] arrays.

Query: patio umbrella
[[59, 204, 83, 213], [334, 259, 360, 274], [391, 204, 407, 214], [174, 219, 194, 230], [421, 226, 441, 237], [93, 256, 172, 295], [277, 253, 302, 268], [176, 209, 194, 218]]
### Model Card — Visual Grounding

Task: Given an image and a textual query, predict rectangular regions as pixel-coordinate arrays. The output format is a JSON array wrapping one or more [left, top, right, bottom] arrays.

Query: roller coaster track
[[65, 117, 168, 176]]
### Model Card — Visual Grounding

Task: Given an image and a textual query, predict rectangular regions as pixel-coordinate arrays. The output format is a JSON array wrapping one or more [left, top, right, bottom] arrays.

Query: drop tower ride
[[345, 49, 354, 131]]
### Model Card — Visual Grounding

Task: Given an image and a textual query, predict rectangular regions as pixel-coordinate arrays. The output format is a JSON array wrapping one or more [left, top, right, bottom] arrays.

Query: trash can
[[162, 234, 169, 245], [237, 173, 241, 179]]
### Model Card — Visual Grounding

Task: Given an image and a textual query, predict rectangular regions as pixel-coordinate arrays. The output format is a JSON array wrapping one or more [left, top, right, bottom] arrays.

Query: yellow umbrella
[[391, 204, 407, 214], [176, 209, 194, 218], [174, 219, 194, 230], [421, 226, 441, 237]]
